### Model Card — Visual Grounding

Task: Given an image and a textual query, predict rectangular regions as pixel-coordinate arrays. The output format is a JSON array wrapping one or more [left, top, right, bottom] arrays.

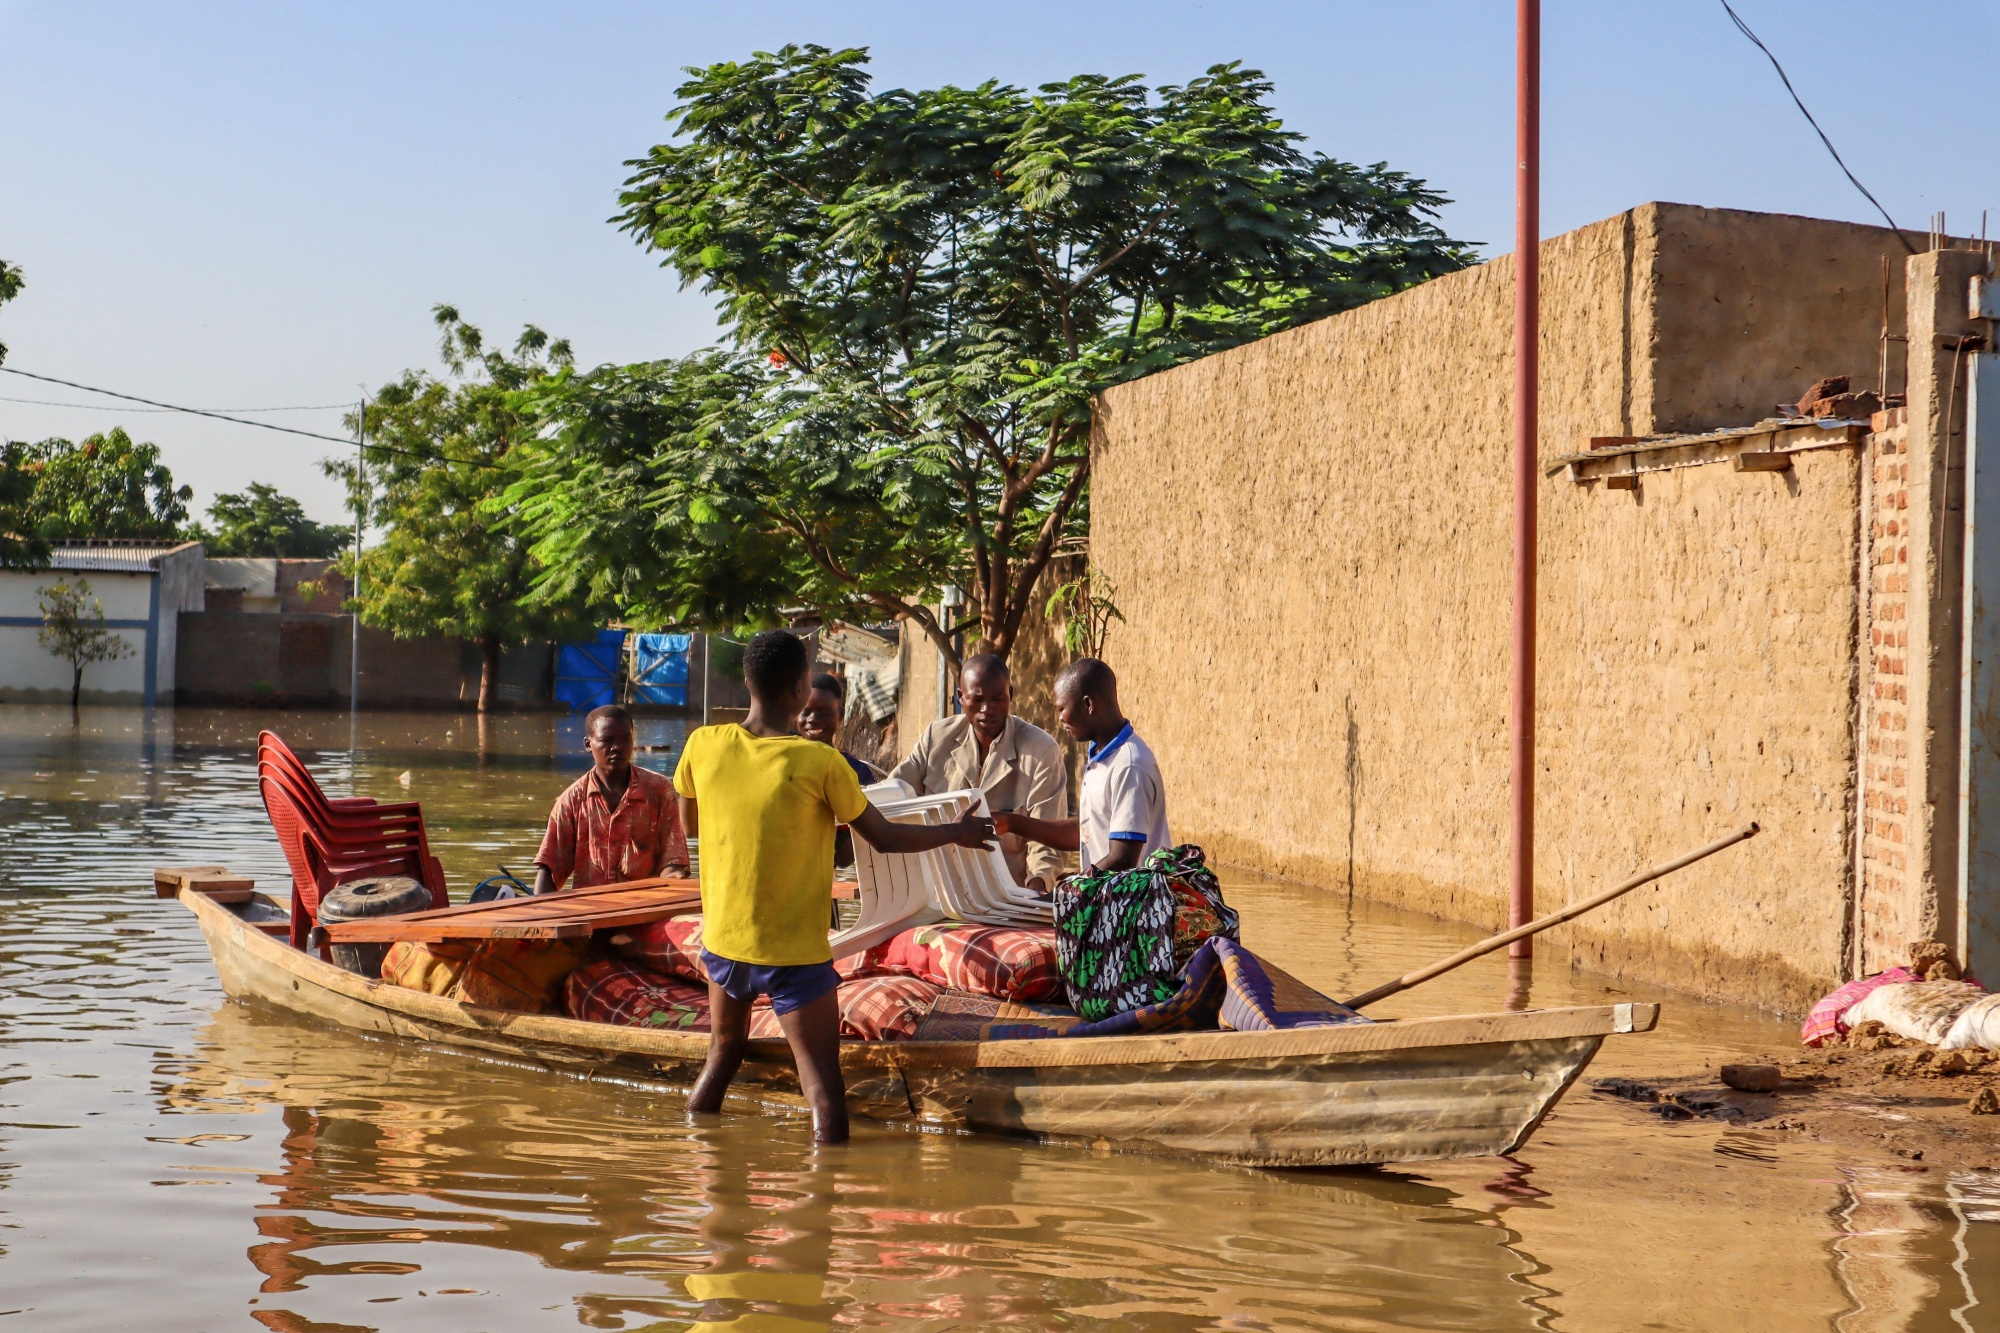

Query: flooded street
[[1, 706, 1996, 1331]]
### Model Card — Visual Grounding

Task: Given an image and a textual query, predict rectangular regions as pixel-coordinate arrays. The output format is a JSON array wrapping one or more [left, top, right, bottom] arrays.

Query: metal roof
[[43, 540, 202, 574]]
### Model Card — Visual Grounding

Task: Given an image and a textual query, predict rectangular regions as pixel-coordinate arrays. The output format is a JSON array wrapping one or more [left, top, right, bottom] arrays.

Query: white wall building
[[0, 541, 205, 705]]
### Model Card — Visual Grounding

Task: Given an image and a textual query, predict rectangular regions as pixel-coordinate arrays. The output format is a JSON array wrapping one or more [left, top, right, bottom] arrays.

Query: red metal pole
[[1510, 0, 1540, 957]]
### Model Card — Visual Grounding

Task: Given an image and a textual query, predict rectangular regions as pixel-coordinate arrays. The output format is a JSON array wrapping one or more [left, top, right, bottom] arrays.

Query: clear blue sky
[[1, 0, 1994, 524]]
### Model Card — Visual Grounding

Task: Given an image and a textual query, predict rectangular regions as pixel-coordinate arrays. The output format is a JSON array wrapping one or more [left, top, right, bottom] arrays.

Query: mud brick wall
[[1092, 202, 1913, 1013]]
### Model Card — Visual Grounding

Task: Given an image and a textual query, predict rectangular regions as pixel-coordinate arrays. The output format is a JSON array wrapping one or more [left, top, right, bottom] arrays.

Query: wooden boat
[[176, 886, 1657, 1167]]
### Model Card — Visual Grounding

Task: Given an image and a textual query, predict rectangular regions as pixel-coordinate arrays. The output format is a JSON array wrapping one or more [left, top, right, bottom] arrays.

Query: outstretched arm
[[851, 803, 995, 854], [993, 811, 1079, 852], [997, 813, 1144, 873]]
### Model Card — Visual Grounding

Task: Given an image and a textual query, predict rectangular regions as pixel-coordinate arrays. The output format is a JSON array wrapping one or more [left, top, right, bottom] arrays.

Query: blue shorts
[[700, 950, 841, 1017]]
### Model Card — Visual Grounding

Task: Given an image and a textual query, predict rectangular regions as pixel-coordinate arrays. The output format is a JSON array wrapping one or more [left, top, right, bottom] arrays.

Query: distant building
[[203, 557, 348, 614], [0, 540, 206, 706]]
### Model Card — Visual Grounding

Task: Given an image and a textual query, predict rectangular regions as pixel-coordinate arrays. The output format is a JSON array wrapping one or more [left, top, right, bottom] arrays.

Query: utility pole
[[351, 399, 365, 717], [1510, 0, 1541, 957]]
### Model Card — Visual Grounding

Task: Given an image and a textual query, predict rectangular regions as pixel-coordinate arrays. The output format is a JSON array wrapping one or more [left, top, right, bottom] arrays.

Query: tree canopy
[[0, 261, 41, 567], [192, 482, 348, 558], [16, 429, 192, 543], [0, 258, 22, 367], [506, 46, 1473, 662], [334, 305, 597, 710]]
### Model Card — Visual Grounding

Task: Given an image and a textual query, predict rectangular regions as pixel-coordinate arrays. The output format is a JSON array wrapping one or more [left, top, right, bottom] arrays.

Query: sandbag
[[453, 938, 596, 1013], [564, 957, 710, 1030], [381, 939, 476, 996], [1054, 844, 1238, 1022], [1800, 967, 1919, 1047], [1843, 979, 1986, 1046], [1941, 993, 2000, 1050]]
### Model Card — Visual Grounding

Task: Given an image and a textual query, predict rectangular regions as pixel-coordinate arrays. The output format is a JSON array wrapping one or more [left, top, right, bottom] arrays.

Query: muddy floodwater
[[1, 706, 1997, 1332]]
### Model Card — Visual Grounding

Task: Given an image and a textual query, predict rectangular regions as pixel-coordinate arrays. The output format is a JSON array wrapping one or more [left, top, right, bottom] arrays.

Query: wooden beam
[[321, 877, 703, 943], [155, 864, 229, 898]]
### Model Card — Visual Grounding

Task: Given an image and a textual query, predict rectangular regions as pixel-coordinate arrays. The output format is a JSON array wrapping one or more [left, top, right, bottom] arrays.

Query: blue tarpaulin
[[555, 629, 626, 713], [631, 633, 693, 707]]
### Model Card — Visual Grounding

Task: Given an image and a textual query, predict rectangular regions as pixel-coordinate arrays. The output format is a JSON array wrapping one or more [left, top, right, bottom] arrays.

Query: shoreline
[[1597, 1034, 2000, 1171]]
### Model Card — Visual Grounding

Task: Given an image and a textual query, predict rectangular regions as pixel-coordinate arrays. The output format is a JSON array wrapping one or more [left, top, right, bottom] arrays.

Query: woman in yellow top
[[674, 629, 993, 1144]]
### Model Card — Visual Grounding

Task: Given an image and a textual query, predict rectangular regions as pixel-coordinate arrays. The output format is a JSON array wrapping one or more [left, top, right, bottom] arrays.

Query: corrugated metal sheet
[[45, 541, 200, 573]]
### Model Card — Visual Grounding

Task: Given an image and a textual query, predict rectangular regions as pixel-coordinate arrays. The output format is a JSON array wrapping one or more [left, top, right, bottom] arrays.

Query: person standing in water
[[675, 630, 994, 1143]]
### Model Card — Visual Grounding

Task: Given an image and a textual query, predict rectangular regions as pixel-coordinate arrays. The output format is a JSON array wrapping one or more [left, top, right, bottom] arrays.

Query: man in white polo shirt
[[994, 658, 1169, 876]]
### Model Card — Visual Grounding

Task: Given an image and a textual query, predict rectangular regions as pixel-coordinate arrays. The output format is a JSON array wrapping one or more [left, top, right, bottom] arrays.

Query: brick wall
[[1852, 249, 1988, 974], [1860, 409, 1915, 965], [178, 611, 557, 709]]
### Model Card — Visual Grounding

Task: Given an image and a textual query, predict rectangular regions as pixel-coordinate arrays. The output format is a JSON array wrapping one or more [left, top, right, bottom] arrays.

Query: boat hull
[[183, 889, 1643, 1167]]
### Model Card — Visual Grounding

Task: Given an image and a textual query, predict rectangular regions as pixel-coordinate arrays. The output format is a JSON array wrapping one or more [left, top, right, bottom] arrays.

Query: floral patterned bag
[[1053, 845, 1239, 1023]]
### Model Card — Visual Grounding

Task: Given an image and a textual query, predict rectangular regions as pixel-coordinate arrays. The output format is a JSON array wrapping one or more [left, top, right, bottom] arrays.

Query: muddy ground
[[1598, 1026, 2000, 1169]]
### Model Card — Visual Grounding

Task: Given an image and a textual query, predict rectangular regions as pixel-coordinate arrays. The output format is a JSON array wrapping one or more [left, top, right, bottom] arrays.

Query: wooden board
[[154, 864, 229, 898], [320, 876, 703, 943], [184, 876, 257, 903]]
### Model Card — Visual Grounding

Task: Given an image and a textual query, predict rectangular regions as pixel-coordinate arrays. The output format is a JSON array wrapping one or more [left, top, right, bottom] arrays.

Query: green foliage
[[331, 305, 596, 663], [0, 262, 43, 567], [1046, 570, 1124, 660], [37, 578, 132, 707], [508, 45, 1473, 661], [0, 257, 21, 366], [192, 482, 348, 558], [17, 429, 192, 542], [0, 444, 47, 569]]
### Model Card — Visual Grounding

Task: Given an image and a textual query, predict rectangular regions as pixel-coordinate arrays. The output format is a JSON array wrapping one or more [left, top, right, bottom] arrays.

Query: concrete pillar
[[1957, 264, 2000, 977], [1859, 250, 1986, 971]]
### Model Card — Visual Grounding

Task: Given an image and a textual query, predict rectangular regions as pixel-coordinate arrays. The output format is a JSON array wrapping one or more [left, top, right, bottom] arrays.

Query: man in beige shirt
[[891, 653, 1069, 892]]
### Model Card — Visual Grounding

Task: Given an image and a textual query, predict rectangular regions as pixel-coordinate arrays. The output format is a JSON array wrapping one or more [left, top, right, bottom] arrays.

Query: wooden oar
[[1342, 823, 1761, 1010]]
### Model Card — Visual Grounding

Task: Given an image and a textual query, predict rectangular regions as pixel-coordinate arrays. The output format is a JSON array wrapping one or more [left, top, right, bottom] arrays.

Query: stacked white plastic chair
[[827, 781, 1054, 959]]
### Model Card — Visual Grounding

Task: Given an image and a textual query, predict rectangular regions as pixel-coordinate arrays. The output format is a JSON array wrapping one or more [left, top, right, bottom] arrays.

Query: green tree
[[332, 305, 594, 711], [0, 258, 22, 366], [0, 261, 45, 569], [192, 482, 348, 558], [508, 46, 1472, 664], [18, 429, 191, 542], [37, 578, 132, 709]]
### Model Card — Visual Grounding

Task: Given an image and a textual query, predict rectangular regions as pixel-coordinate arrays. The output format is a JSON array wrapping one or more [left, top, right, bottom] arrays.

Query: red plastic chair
[[256, 732, 448, 948], [261, 775, 443, 950]]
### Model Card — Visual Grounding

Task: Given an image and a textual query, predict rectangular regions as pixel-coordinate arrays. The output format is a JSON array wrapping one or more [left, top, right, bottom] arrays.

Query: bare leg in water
[[687, 986, 751, 1117], [687, 987, 847, 1144], [776, 989, 848, 1144]]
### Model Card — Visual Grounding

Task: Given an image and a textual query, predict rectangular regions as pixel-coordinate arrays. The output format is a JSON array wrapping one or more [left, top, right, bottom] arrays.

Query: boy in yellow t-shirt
[[674, 630, 994, 1143]]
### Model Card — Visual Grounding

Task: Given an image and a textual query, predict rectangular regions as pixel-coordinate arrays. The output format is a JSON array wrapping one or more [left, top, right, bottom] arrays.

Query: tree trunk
[[478, 636, 503, 713], [70, 663, 82, 711]]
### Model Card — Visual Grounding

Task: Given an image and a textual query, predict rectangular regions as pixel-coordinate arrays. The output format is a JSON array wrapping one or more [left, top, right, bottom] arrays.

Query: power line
[[0, 393, 354, 413], [0, 366, 503, 469], [1717, 0, 1916, 255]]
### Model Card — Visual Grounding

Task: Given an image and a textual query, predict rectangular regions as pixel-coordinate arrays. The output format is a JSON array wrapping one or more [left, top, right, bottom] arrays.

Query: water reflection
[[161, 1003, 1563, 1331], [0, 705, 1998, 1330]]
